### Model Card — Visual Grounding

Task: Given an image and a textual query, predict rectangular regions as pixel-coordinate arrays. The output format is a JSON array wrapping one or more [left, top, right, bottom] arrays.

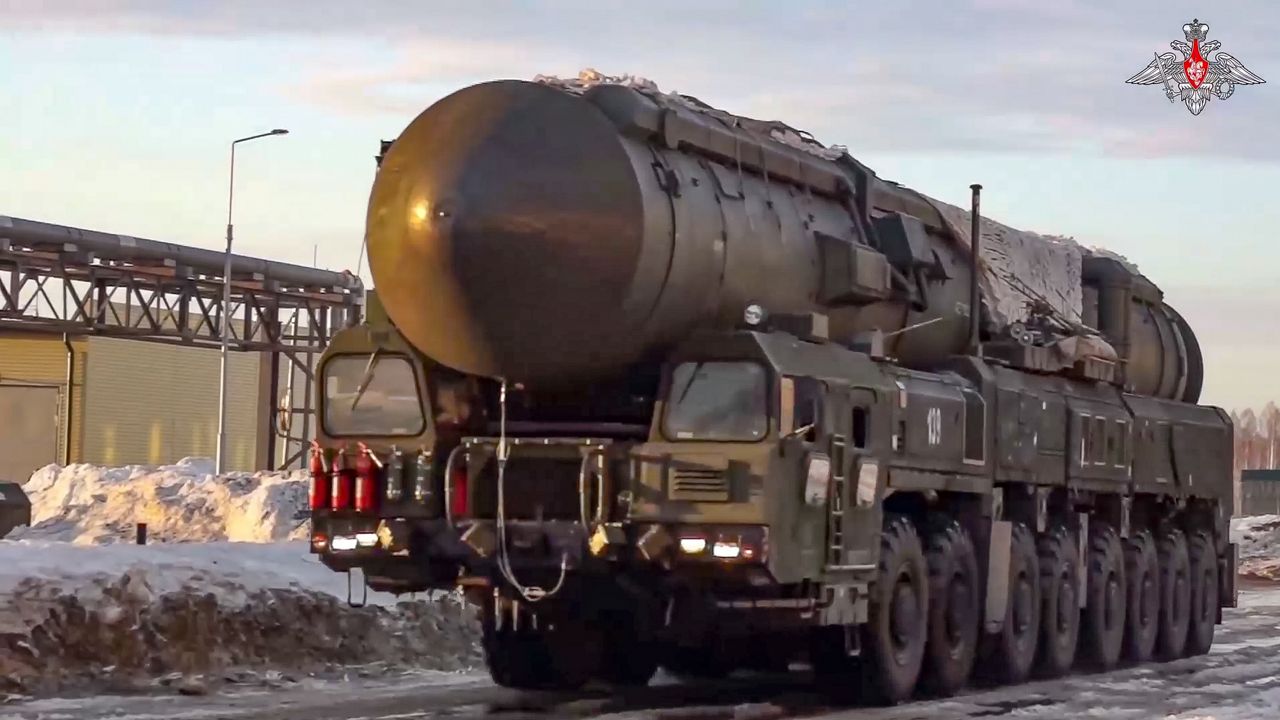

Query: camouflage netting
[[535, 69, 1138, 338]]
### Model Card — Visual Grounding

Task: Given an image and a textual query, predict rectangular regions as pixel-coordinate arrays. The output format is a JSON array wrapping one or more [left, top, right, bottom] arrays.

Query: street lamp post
[[216, 128, 288, 475]]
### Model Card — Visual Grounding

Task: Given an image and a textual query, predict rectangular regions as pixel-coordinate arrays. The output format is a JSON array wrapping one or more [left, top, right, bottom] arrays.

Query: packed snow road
[[7, 585, 1280, 720]]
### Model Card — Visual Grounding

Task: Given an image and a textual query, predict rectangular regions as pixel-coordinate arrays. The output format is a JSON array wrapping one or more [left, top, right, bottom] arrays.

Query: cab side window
[[852, 407, 869, 449], [794, 378, 821, 443]]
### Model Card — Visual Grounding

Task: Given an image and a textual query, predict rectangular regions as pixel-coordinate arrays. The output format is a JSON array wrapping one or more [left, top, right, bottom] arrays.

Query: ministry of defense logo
[[1126, 19, 1264, 116]]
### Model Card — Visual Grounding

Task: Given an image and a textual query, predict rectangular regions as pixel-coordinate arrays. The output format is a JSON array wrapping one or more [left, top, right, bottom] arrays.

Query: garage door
[[0, 385, 60, 483]]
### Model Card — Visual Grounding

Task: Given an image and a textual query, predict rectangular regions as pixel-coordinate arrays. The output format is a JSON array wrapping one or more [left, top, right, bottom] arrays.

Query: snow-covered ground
[[1232, 514, 1280, 581], [0, 539, 445, 609], [3, 457, 1279, 708], [0, 459, 481, 697]]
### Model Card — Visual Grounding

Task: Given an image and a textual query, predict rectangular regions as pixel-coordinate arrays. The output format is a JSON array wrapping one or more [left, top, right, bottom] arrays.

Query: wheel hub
[[1057, 573, 1074, 633], [1105, 573, 1122, 629], [1013, 575, 1033, 635], [1140, 571, 1156, 625], [891, 576, 920, 647], [947, 573, 971, 645]]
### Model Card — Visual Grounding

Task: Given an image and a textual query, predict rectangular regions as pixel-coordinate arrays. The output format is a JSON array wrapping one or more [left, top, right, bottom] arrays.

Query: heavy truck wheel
[[1080, 524, 1127, 671], [1034, 525, 1080, 678], [597, 612, 660, 687], [483, 623, 543, 690], [1155, 527, 1192, 660], [1122, 530, 1160, 663], [918, 520, 979, 698], [481, 599, 596, 691], [1185, 530, 1219, 657], [660, 640, 731, 680], [980, 522, 1041, 685], [858, 514, 929, 705], [599, 641, 660, 686]]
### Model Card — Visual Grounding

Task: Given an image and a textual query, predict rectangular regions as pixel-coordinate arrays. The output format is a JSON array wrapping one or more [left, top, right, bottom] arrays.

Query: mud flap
[[984, 520, 1012, 633], [1220, 542, 1238, 616], [347, 567, 369, 608]]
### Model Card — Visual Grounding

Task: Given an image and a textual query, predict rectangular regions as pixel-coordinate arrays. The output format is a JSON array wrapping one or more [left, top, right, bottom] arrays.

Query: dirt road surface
[[6, 586, 1279, 720]]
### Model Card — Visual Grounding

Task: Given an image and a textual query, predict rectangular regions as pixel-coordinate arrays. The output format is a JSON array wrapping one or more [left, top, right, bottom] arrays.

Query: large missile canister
[[366, 78, 1202, 402]]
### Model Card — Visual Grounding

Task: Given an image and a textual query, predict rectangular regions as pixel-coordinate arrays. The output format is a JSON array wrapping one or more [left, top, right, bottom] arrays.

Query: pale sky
[[2, 1, 1277, 411]]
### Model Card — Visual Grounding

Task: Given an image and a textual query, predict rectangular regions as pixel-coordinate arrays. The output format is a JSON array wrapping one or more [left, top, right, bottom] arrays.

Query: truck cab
[[309, 292, 471, 593]]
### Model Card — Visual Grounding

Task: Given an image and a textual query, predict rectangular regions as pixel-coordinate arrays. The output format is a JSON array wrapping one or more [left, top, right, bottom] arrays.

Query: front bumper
[[311, 511, 773, 591], [311, 514, 471, 591]]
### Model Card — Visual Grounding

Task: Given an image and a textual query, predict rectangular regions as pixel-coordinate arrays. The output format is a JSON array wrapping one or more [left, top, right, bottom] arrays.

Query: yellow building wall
[[81, 336, 261, 471], [0, 331, 87, 465]]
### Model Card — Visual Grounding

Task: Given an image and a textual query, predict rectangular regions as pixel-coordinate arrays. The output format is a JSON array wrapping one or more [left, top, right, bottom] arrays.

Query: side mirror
[[783, 422, 815, 441]]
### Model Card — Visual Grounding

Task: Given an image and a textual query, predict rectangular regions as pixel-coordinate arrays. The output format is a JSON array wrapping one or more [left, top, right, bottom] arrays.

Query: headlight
[[679, 536, 708, 554], [712, 541, 741, 559]]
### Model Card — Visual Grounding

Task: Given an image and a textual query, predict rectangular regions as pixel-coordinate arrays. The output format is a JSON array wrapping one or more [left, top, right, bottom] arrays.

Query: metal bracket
[[817, 583, 866, 626], [650, 161, 681, 197], [1077, 513, 1089, 609], [1036, 486, 1050, 533], [1121, 496, 1132, 539], [578, 445, 608, 528], [843, 624, 862, 657], [442, 444, 467, 527]]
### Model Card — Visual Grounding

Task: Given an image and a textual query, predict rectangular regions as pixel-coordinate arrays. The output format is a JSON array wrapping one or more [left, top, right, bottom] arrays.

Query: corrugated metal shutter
[[81, 337, 261, 471], [0, 385, 60, 482], [0, 332, 86, 467]]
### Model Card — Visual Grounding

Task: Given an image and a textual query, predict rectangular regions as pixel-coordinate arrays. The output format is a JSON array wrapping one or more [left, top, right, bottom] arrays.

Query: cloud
[[5, 1, 1280, 162], [281, 37, 585, 117]]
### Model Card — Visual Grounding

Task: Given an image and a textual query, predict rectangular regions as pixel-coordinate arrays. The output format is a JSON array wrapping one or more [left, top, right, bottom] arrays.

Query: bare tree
[[1265, 402, 1280, 469], [1241, 409, 1260, 469]]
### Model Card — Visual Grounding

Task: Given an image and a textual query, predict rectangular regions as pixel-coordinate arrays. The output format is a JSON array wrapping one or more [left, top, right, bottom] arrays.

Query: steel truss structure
[[0, 214, 364, 470]]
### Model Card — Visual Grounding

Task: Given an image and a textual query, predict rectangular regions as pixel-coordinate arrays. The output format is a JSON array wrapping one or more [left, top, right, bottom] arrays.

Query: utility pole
[[216, 128, 289, 474]]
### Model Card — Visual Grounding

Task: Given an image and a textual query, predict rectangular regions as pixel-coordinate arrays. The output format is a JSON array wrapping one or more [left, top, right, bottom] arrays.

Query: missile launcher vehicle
[[307, 72, 1235, 701]]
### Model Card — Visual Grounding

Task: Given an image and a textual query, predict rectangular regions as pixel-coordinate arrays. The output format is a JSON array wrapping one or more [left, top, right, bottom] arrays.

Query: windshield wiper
[[674, 361, 704, 405], [350, 347, 383, 411]]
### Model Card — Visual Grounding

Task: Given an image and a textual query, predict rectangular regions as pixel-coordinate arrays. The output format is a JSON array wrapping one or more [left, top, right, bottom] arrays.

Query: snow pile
[[0, 540, 481, 695], [1232, 515, 1280, 582], [0, 460, 483, 696], [10, 457, 309, 544]]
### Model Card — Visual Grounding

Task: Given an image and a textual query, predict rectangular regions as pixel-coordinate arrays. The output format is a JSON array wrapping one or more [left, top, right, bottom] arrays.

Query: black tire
[[1122, 530, 1160, 663], [981, 522, 1041, 685], [918, 520, 980, 697], [859, 514, 929, 705], [1079, 524, 1127, 671], [1185, 530, 1219, 657], [597, 619, 659, 687], [661, 641, 730, 680], [483, 622, 545, 690], [1034, 525, 1080, 678], [1155, 527, 1191, 661], [481, 599, 595, 691]]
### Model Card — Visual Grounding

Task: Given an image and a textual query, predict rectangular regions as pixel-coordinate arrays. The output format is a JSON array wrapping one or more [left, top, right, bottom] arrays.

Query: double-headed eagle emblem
[[1126, 19, 1264, 115]]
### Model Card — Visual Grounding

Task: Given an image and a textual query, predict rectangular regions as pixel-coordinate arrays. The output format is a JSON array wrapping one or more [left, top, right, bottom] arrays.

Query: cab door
[[780, 376, 828, 580], [828, 386, 883, 572]]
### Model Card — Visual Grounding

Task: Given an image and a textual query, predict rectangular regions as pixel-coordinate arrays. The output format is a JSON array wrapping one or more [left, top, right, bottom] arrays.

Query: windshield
[[322, 354, 426, 436], [663, 361, 769, 441]]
